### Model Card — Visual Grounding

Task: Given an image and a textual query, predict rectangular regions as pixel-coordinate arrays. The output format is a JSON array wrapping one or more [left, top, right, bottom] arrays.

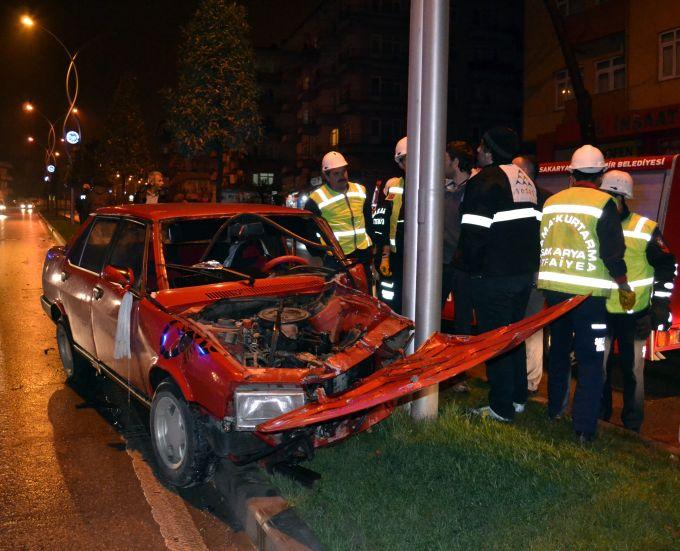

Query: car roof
[[95, 203, 309, 222]]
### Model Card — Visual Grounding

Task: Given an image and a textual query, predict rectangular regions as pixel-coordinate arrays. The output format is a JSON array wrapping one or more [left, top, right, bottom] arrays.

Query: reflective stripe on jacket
[[309, 182, 372, 254], [384, 176, 404, 252], [607, 213, 656, 313], [538, 187, 613, 297]]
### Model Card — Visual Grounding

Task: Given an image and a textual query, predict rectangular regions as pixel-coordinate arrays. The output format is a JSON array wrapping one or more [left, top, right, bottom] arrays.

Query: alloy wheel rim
[[154, 395, 187, 470]]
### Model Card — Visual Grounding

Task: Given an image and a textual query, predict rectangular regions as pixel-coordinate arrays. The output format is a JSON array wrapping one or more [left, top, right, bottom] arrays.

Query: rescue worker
[[599, 170, 676, 432], [538, 145, 633, 444], [376, 137, 407, 312], [512, 155, 549, 394], [134, 170, 169, 204], [442, 140, 475, 334], [305, 151, 375, 285], [457, 127, 541, 422], [75, 182, 92, 224]]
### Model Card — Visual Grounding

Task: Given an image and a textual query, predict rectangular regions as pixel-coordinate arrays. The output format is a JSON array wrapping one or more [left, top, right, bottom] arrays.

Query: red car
[[41, 203, 578, 487]]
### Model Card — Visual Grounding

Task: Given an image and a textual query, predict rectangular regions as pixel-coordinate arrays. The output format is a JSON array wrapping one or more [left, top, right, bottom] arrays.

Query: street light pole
[[408, 0, 450, 421]]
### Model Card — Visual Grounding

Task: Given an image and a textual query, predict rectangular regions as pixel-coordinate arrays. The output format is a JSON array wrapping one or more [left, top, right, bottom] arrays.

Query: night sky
[[0, 0, 317, 194]]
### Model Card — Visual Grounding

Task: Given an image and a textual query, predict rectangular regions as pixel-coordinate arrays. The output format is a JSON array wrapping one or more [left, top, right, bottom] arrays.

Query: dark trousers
[[471, 273, 533, 420], [441, 263, 473, 335], [545, 291, 608, 437], [601, 313, 646, 432]]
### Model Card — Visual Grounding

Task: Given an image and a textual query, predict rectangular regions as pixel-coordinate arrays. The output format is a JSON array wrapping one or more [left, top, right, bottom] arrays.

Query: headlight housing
[[234, 385, 306, 431]]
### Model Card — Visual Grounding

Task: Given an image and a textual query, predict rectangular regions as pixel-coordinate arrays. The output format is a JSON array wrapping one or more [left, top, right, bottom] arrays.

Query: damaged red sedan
[[41, 203, 579, 487]]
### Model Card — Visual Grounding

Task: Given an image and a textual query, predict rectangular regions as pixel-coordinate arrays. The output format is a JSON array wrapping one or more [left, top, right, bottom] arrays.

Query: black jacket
[[456, 164, 541, 277], [134, 185, 170, 204]]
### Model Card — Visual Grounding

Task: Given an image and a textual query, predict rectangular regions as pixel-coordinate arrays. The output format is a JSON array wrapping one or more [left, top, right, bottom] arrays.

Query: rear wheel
[[56, 321, 90, 382], [150, 380, 217, 487]]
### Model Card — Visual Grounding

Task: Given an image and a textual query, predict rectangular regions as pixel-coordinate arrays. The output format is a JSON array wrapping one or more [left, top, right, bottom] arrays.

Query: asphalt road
[[0, 209, 253, 550]]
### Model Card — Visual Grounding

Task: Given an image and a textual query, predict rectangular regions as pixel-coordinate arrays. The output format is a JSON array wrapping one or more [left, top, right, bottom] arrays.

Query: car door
[[90, 218, 148, 389], [59, 217, 120, 358]]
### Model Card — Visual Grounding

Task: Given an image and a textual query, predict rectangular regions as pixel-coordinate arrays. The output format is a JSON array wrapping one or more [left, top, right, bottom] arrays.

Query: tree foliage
[[101, 75, 153, 181], [165, 0, 262, 158]]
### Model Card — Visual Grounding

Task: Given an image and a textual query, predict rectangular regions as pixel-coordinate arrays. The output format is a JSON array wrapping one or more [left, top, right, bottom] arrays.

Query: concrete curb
[[212, 460, 324, 551], [38, 211, 67, 246], [528, 394, 680, 456]]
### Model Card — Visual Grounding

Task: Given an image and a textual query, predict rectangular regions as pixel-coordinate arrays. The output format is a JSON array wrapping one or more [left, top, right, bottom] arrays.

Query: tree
[[543, 0, 597, 144], [101, 75, 153, 196], [165, 0, 262, 201]]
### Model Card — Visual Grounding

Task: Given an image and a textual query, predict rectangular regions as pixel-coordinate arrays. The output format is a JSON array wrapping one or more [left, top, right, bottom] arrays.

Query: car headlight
[[27, 204, 34, 209], [234, 385, 306, 431], [0, 205, 5, 210], [20, 204, 26, 209]]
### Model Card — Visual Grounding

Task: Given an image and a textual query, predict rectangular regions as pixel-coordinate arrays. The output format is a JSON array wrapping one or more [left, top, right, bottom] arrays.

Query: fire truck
[[536, 154, 680, 357]]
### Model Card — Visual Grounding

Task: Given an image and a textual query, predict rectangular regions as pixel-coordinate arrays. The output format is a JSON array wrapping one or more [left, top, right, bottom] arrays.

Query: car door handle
[[92, 286, 104, 300], [60, 271, 69, 282]]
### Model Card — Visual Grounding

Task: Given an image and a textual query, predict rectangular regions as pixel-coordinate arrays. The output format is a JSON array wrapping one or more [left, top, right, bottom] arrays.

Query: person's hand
[[379, 255, 391, 277], [650, 299, 672, 331], [618, 283, 636, 311]]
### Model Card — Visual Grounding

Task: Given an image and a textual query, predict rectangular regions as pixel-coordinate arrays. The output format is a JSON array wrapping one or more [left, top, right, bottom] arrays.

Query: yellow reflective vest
[[538, 187, 614, 297], [384, 176, 404, 252], [607, 213, 657, 313], [309, 182, 372, 255]]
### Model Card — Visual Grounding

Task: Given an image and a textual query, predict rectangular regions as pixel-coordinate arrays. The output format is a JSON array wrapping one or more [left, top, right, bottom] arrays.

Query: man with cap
[[599, 170, 676, 432], [375, 137, 407, 312], [538, 145, 632, 444], [75, 182, 92, 224], [457, 127, 541, 422], [305, 151, 375, 286]]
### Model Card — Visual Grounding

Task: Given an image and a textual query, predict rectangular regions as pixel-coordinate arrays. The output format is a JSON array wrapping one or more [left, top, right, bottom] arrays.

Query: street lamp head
[[27, 136, 35, 143], [23, 102, 34, 112], [55, 151, 60, 157], [20, 15, 35, 27], [72, 107, 79, 114]]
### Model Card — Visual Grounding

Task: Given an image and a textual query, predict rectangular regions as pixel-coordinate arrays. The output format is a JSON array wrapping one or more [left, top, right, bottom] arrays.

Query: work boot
[[470, 406, 511, 423]]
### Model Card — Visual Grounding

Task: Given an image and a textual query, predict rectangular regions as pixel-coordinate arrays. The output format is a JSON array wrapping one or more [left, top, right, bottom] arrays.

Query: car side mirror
[[103, 265, 135, 288]]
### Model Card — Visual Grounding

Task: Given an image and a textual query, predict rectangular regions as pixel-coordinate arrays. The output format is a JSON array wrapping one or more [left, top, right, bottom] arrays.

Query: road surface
[[0, 209, 253, 550]]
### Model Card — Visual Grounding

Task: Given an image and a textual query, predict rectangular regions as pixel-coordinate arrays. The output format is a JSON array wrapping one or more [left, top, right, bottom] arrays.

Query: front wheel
[[150, 380, 217, 487]]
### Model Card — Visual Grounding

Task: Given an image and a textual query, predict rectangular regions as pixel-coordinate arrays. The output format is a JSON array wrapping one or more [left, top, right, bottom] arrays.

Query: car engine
[[191, 295, 365, 368]]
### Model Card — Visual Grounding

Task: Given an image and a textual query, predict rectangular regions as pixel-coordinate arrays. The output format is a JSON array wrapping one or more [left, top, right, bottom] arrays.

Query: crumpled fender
[[257, 295, 587, 433]]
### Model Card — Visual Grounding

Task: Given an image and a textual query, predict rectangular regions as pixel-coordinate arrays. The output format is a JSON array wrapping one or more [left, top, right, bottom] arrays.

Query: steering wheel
[[261, 255, 310, 273]]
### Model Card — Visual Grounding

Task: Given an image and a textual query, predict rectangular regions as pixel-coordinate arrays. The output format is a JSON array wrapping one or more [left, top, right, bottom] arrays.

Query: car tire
[[150, 380, 217, 488], [56, 320, 90, 382]]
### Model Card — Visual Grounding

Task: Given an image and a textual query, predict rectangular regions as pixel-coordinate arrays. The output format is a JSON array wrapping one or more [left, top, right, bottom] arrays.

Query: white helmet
[[394, 136, 407, 163], [321, 151, 348, 172], [601, 170, 634, 199], [568, 144, 607, 173]]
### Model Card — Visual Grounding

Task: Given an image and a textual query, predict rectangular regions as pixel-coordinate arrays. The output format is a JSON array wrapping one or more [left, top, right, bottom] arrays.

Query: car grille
[[323, 357, 376, 396]]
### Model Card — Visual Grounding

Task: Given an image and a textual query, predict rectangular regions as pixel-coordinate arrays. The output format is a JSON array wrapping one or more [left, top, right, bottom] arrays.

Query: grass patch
[[42, 213, 78, 242], [270, 379, 679, 550]]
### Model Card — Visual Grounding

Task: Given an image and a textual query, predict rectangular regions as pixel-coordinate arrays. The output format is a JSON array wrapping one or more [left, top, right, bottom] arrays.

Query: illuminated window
[[555, 69, 574, 110], [330, 128, 339, 147], [659, 28, 680, 80], [252, 173, 274, 186], [595, 56, 625, 93]]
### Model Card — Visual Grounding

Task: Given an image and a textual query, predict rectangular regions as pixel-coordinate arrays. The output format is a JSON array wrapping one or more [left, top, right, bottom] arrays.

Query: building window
[[252, 173, 274, 186], [595, 56, 625, 93], [330, 128, 339, 147], [659, 28, 680, 80], [370, 118, 382, 140], [370, 76, 382, 97], [555, 69, 575, 110]]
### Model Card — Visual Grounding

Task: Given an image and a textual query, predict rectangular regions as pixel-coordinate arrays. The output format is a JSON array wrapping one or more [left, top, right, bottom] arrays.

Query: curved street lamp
[[23, 102, 57, 169], [20, 14, 81, 146]]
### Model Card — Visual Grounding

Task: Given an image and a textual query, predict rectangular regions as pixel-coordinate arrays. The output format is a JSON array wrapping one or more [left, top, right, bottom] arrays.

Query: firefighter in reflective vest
[[376, 137, 407, 312], [598, 170, 676, 432], [538, 145, 633, 444], [305, 151, 375, 282]]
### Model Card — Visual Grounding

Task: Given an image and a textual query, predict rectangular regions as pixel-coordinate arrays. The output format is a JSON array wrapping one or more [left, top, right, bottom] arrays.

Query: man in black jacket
[[134, 171, 170, 204], [457, 127, 541, 422]]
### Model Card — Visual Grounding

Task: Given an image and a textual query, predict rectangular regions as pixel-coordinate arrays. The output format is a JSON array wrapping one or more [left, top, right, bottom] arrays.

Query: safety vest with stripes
[[309, 182, 371, 255], [607, 213, 657, 313], [385, 176, 405, 252], [538, 187, 613, 297]]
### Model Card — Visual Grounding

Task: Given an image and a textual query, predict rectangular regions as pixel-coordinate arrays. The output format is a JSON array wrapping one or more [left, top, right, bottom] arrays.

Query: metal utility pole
[[408, 0, 449, 421]]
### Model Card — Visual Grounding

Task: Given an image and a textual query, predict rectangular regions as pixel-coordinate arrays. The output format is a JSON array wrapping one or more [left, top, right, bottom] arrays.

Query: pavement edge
[[38, 211, 67, 246], [212, 460, 325, 551]]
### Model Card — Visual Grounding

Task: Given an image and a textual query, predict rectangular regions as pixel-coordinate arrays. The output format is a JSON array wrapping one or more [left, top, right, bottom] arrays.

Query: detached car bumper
[[40, 295, 54, 321]]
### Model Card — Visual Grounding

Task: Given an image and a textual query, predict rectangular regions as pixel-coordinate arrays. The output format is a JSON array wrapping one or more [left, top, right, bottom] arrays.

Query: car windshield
[[161, 213, 338, 289]]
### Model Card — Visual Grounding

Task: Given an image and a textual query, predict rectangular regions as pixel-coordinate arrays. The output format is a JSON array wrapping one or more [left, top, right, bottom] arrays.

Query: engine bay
[[190, 291, 367, 368]]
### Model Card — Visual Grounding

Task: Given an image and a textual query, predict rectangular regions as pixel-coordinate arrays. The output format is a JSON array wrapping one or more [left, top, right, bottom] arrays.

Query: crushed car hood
[[256, 295, 586, 433]]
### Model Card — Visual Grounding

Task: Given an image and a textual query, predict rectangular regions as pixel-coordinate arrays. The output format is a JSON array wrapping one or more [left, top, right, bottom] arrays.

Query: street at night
[[1, 0, 680, 549]]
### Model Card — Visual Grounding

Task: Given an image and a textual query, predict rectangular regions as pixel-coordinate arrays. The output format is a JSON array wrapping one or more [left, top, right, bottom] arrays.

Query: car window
[[108, 220, 147, 289], [78, 218, 119, 273]]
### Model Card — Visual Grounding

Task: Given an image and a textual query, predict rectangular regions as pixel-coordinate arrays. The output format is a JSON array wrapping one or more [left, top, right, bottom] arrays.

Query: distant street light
[[27, 136, 35, 143], [20, 15, 34, 27], [47, 164, 56, 173]]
